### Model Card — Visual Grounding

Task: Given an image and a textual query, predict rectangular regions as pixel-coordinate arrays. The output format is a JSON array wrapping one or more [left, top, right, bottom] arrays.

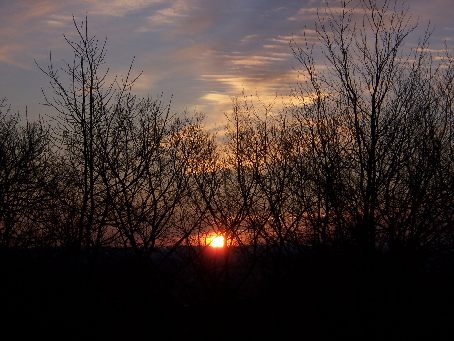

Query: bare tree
[[100, 95, 213, 258], [37, 16, 139, 250], [290, 0, 454, 252], [0, 99, 51, 247]]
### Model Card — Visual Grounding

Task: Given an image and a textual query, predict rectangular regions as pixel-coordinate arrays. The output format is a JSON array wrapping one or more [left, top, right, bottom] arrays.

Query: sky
[[1, 0, 453, 131]]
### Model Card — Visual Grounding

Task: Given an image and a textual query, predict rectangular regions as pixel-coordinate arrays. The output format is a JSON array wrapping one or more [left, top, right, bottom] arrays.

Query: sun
[[206, 234, 225, 248]]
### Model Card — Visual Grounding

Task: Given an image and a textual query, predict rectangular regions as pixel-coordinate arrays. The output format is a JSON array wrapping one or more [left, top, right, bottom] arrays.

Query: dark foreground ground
[[1, 247, 454, 340]]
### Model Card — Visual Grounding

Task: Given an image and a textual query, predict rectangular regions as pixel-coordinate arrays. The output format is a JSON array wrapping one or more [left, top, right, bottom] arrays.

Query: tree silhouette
[[0, 99, 51, 247], [37, 16, 143, 250], [100, 98, 212, 257], [290, 0, 454, 252]]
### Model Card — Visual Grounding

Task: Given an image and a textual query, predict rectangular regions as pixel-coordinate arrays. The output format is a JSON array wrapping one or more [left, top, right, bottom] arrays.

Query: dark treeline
[[2, 1, 454, 339], [1, 0, 453, 257]]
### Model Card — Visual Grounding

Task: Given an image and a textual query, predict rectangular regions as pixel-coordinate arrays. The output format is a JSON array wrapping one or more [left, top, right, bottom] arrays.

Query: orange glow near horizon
[[206, 234, 225, 248]]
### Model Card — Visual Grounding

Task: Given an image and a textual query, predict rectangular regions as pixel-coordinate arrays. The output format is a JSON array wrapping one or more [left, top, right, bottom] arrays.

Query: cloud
[[200, 75, 261, 92], [133, 73, 155, 91], [144, 4, 189, 26], [197, 68, 299, 124], [0, 44, 28, 69], [0, 1, 64, 69], [240, 34, 260, 43], [137, 0, 215, 35], [1, 0, 453, 130], [15, 1, 57, 21], [43, 14, 74, 27], [81, 0, 163, 17], [201, 93, 232, 105], [230, 54, 289, 67]]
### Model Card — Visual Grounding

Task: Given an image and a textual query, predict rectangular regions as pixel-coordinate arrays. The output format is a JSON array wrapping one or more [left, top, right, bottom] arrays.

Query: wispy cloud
[[230, 54, 289, 67], [0, 0, 453, 126], [81, 0, 163, 17], [0, 44, 28, 69], [143, 3, 190, 27], [42, 14, 74, 28]]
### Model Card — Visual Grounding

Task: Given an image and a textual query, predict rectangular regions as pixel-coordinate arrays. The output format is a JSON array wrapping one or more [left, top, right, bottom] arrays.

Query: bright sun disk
[[207, 234, 225, 248]]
